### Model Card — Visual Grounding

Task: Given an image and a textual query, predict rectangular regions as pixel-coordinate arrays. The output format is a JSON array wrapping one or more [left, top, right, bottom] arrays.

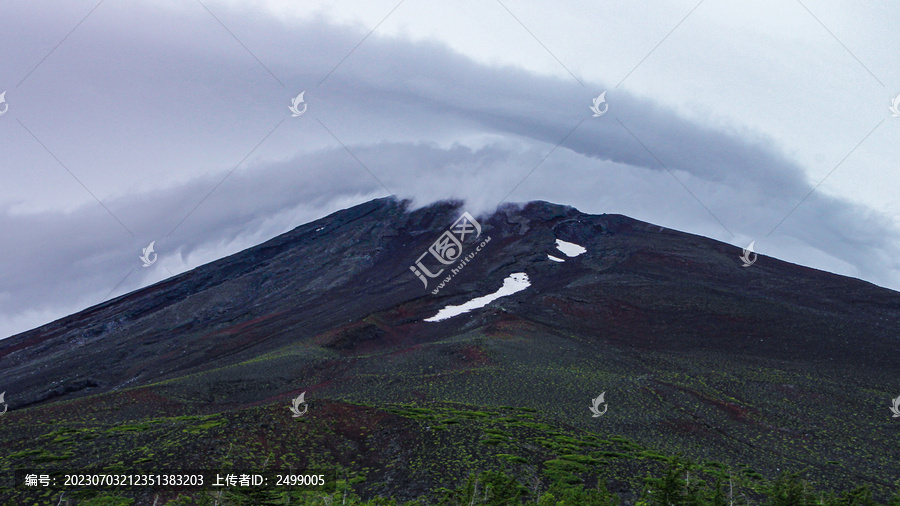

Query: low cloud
[[1, 2, 897, 338]]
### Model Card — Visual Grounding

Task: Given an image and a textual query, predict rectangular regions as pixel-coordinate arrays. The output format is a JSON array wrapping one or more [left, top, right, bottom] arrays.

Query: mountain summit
[[1, 197, 898, 502]]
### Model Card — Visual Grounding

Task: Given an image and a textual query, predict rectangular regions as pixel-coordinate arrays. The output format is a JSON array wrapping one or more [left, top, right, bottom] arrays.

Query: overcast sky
[[1, 0, 898, 339]]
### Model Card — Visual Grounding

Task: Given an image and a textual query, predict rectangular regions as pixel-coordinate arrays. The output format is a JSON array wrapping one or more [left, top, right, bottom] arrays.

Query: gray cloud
[[1, 1, 897, 338]]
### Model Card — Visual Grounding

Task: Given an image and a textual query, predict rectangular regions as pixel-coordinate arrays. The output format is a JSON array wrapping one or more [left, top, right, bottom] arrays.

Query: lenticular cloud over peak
[[1, 0, 898, 341]]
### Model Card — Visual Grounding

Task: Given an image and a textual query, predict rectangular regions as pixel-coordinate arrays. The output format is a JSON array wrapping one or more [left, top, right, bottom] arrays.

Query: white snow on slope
[[424, 272, 531, 322], [547, 255, 564, 262], [556, 239, 586, 257]]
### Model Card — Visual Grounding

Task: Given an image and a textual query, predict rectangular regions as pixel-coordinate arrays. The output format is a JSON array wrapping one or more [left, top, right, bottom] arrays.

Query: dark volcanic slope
[[3, 198, 897, 402], [2, 197, 899, 498]]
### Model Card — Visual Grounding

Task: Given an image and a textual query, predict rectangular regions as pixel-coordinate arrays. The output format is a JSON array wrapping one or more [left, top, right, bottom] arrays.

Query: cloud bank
[[1, 1, 898, 338]]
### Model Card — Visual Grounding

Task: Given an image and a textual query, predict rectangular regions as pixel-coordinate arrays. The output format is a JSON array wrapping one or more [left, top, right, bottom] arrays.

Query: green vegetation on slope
[[1, 400, 897, 505]]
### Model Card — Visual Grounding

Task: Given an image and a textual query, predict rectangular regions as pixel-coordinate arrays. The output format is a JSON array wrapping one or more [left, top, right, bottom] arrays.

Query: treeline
[[430, 457, 900, 506]]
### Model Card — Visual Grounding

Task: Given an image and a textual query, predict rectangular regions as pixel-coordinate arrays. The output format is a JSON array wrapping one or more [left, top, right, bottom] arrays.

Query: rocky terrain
[[1, 197, 898, 504]]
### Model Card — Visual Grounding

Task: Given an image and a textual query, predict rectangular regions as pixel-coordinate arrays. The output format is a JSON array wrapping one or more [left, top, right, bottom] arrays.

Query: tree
[[766, 473, 818, 506], [640, 455, 706, 506]]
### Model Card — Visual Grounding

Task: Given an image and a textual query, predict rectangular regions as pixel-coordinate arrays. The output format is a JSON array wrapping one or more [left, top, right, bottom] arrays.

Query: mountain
[[1, 197, 898, 505]]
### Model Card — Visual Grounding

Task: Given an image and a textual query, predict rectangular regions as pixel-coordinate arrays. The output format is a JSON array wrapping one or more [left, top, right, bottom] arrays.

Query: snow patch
[[556, 239, 586, 257], [547, 255, 564, 262], [425, 272, 530, 322]]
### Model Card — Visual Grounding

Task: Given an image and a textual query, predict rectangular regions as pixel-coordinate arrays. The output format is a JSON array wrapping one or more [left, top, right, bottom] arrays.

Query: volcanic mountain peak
[[2, 197, 899, 411], [2, 197, 899, 501]]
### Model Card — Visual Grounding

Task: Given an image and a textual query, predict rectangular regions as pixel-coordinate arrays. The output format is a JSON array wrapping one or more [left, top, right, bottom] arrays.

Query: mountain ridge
[[3, 197, 899, 407], [1, 197, 898, 502]]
